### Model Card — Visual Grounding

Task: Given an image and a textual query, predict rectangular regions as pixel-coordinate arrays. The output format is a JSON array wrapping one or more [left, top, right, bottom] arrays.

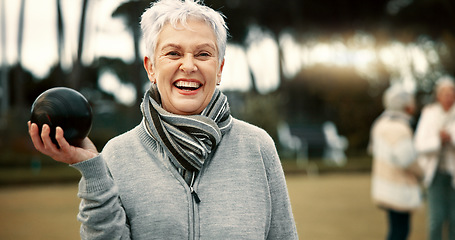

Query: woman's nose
[[179, 54, 197, 73]]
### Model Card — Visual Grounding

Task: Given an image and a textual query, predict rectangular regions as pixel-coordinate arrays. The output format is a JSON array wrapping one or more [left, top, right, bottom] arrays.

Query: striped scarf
[[141, 85, 233, 182]]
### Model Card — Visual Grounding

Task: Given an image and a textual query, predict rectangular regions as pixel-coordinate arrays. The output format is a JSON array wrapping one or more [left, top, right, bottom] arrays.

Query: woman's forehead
[[156, 20, 217, 48]]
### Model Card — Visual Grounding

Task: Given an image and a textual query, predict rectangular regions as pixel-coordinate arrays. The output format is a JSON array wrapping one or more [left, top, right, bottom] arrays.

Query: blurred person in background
[[369, 85, 423, 240], [27, 0, 298, 239], [415, 75, 455, 240]]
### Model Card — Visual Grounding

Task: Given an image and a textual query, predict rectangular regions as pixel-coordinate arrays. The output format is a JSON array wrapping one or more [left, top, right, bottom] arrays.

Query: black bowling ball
[[30, 87, 93, 147]]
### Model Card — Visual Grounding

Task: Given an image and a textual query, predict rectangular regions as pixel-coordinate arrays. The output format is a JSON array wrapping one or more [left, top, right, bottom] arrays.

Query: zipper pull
[[190, 187, 201, 204]]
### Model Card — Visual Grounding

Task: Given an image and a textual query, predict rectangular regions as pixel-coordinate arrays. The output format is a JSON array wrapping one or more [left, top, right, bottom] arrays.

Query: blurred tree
[[0, 0, 8, 126], [68, 0, 88, 90], [56, 0, 64, 68], [390, 0, 455, 34], [390, 0, 455, 76], [113, 0, 151, 107], [14, 0, 26, 110], [6, 0, 454, 159]]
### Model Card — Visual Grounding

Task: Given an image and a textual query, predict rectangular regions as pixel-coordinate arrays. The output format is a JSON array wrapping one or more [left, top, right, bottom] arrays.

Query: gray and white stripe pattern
[[141, 85, 233, 179]]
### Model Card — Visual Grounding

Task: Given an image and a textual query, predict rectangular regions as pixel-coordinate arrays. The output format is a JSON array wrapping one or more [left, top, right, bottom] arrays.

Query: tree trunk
[[0, 0, 9, 127], [15, 0, 26, 109], [69, 0, 88, 90], [56, 0, 64, 67]]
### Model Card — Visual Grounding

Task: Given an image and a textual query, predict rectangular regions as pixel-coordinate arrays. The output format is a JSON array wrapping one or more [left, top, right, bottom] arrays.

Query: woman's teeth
[[174, 81, 201, 90]]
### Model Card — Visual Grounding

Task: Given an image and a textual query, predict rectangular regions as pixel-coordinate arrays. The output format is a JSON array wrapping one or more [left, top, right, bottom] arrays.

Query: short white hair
[[435, 75, 455, 95], [140, 0, 228, 64], [383, 85, 414, 112]]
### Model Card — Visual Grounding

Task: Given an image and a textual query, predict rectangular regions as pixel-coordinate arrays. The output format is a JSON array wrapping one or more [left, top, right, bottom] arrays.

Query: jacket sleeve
[[72, 155, 131, 240], [261, 136, 299, 240], [447, 115, 455, 147], [414, 106, 441, 154], [392, 129, 423, 177]]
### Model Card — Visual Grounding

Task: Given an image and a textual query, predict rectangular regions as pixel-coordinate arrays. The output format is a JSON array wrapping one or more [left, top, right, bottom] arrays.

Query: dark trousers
[[427, 171, 455, 240], [387, 209, 410, 240]]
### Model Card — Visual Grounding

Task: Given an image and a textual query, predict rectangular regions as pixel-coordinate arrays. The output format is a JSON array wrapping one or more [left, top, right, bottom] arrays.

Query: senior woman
[[370, 85, 422, 240], [414, 76, 455, 240], [28, 0, 298, 239]]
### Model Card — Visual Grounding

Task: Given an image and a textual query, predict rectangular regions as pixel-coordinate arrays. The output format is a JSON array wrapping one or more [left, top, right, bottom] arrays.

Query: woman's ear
[[216, 59, 225, 85], [144, 56, 156, 84]]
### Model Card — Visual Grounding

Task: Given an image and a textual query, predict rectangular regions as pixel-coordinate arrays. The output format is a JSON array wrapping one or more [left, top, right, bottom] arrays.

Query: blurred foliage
[[281, 65, 389, 152], [228, 91, 284, 141]]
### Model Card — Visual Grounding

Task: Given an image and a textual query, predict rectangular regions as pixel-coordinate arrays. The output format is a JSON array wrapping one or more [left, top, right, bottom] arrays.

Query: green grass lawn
[[0, 166, 81, 186], [0, 173, 427, 240], [0, 155, 372, 186]]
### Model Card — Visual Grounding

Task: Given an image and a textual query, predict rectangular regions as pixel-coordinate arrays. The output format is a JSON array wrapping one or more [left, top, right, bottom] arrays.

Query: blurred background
[[0, 0, 453, 239], [1, 0, 454, 181]]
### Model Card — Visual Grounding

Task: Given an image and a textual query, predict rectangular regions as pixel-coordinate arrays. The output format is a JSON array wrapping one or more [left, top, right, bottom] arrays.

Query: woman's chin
[[167, 101, 205, 115], [168, 93, 213, 115]]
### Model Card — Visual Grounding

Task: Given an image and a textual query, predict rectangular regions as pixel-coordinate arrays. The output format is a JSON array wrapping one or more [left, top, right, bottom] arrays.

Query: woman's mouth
[[174, 81, 202, 91]]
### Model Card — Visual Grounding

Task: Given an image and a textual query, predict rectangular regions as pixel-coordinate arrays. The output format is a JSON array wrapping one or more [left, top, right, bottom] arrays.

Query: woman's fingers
[[55, 126, 69, 149], [28, 121, 45, 151], [40, 124, 59, 153], [29, 122, 64, 159], [28, 122, 98, 164], [28, 122, 60, 159], [41, 126, 76, 163]]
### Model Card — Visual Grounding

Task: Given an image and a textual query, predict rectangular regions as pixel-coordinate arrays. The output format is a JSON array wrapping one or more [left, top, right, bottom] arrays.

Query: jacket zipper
[[190, 173, 201, 203], [189, 172, 201, 240]]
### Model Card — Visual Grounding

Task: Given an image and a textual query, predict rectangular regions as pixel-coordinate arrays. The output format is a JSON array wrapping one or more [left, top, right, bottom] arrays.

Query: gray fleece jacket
[[72, 118, 298, 240]]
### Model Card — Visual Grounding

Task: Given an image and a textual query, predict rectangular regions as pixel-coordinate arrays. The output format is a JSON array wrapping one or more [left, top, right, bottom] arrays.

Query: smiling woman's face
[[143, 19, 224, 115]]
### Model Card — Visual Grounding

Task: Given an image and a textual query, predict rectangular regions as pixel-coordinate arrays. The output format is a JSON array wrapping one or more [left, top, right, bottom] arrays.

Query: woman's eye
[[166, 51, 180, 56], [197, 52, 211, 58]]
